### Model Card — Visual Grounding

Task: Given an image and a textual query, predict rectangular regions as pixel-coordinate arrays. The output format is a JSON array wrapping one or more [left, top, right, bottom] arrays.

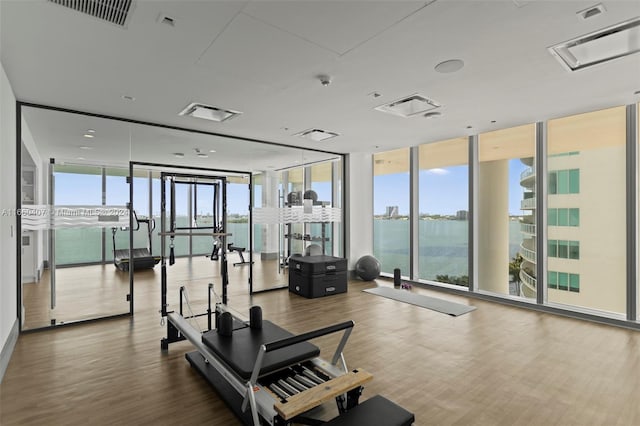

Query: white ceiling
[[2, 0, 639, 168]]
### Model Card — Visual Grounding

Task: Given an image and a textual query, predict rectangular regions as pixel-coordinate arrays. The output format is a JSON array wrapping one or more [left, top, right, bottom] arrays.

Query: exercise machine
[[112, 210, 161, 271], [159, 171, 413, 425], [163, 288, 414, 425]]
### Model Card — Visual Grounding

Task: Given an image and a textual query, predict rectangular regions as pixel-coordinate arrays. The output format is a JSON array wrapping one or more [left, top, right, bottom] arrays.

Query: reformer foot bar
[[166, 310, 414, 425]]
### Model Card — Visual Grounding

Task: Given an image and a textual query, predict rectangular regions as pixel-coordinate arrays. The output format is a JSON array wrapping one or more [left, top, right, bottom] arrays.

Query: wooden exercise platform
[[273, 368, 373, 420]]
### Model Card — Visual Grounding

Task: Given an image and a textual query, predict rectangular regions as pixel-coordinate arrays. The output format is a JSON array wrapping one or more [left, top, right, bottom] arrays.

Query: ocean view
[[55, 218, 522, 275], [374, 219, 523, 280]]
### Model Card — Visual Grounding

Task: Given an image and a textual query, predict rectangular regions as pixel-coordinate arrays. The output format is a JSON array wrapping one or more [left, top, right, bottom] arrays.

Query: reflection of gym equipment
[[112, 211, 160, 271], [282, 190, 330, 269], [228, 243, 253, 266]]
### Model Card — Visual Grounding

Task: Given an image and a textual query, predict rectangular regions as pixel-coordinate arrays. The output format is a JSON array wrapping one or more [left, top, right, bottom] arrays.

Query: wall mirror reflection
[[18, 105, 344, 330]]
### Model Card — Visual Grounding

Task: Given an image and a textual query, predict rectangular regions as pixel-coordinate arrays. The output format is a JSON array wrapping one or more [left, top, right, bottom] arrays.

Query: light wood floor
[[21, 255, 288, 330], [4, 264, 640, 425]]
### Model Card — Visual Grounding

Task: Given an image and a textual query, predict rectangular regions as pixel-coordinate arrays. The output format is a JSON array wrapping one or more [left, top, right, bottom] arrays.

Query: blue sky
[[54, 174, 249, 215], [54, 160, 528, 217], [374, 159, 528, 216]]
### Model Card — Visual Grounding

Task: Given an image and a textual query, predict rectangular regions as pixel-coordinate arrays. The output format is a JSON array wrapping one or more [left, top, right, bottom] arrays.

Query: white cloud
[[428, 168, 449, 175]]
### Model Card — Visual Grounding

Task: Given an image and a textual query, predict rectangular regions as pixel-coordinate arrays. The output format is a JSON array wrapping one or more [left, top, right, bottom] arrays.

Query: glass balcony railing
[[520, 244, 536, 263], [521, 197, 536, 210], [520, 167, 535, 181], [520, 222, 536, 235]]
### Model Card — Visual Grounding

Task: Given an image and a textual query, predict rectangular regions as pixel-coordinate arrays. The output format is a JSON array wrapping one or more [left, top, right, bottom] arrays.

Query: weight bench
[[325, 394, 414, 426], [228, 243, 252, 266]]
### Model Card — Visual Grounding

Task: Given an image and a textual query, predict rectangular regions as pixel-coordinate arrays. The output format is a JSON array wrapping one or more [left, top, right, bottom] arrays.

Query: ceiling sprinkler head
[[318, 75, 331, 87]]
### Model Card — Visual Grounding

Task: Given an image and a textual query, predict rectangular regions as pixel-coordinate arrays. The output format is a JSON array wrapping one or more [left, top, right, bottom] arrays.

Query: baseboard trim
[[0, 319, 19, 384]]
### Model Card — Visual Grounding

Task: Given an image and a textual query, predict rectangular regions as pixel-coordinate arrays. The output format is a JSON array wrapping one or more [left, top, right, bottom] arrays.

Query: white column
[[346, 153, 373, 271], [478, 159, 509, 294]]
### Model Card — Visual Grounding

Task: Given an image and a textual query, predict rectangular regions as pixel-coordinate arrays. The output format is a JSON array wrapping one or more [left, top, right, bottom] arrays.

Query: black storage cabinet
[[289, 255, 348, 299]]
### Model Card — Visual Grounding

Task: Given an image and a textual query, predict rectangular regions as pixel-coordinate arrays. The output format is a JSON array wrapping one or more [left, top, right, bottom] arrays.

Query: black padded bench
[[325, 395, 414, 426], [227, 243, 252, 266], [201, 320, 320, 379]]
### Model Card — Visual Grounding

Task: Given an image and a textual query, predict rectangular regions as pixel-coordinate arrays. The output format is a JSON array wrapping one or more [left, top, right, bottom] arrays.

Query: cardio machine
[[112, 210, 161, 271]]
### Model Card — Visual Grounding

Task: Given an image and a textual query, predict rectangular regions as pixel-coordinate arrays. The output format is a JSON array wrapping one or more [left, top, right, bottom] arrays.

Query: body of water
[[374, 219, 522, 280], [54, 218, 522, 276]]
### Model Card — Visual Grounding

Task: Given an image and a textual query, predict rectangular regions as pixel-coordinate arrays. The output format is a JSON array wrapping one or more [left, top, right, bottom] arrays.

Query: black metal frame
[[14, 101, 347, 333]]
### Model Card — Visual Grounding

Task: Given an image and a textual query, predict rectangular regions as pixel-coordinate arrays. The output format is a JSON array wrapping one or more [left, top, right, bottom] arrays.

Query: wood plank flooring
[[21, 255, 288, 330], [4, 260, 640, 425]]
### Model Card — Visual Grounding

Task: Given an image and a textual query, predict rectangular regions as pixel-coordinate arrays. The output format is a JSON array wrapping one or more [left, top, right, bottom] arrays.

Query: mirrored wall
[[18, 104, 344, 330]]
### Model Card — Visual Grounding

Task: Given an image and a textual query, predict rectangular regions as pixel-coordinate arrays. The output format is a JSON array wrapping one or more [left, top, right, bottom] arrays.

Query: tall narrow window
[[373, 148, 410, 275], [418, 137, 468, 286], [547, 106, 626, 314], [478, 124, 536, 298]]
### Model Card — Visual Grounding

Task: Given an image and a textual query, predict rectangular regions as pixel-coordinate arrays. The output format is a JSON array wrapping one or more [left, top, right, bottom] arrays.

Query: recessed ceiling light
[[491, 120, 497, 123], [173, 153, 184, 158], [122, 95, 136, 101], [423, 111, 443, 119], [466, 125, 473, 129], [375, 94, 441, 118], [209, 149, 217, 153], [549, 17, 640, 71], [179, 102, 242, 122], [79, 146, 93, 150], [634, 90, 640, 95], [294, 128, 340, 142], [434, 59, 465, 73], [197, 153, 208, 158], [77, 157, 85, 160], [83, 134, 94, 138], [86, 129, 95, 133]]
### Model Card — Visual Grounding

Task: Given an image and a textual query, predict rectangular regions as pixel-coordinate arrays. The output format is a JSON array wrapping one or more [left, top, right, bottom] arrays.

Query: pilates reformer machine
[[159, 171, 414, 426]]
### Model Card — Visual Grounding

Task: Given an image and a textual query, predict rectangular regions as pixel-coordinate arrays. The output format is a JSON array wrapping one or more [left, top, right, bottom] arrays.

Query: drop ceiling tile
[[196, 13, 337, 88], [243, 1, 429, 55]]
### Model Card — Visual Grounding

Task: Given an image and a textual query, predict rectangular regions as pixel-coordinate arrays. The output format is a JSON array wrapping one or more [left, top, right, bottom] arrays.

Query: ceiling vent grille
[[294, 129, 340, 142], [179, 102, 242, 122], [48, 0, 133, 27], [374, 94, 441, 118], [549, 17, 640, 72]]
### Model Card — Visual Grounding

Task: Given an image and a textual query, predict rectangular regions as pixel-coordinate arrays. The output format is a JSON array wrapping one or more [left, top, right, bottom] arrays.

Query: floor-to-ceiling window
[[478, 124, 535, 298], [418, 137, 469, 286], [54, 166, 103, 265], [547, 106, 626, 315], [310, 161, 333, 255], [373, 148, 410, 275]]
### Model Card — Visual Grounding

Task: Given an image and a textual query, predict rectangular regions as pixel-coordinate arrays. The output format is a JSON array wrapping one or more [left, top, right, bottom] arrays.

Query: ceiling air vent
[[48, 0, 133, 27], [179, 102, 242, 123], [374, 94, 441, 118], [549, 17, 640, 72], [294, 129, 340, 142]]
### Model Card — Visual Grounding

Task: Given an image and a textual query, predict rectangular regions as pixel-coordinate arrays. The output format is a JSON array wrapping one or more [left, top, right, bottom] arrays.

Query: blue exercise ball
[[355, 255, 381, 281]]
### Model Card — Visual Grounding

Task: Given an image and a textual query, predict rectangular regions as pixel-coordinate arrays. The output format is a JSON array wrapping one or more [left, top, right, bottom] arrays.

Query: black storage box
[[289, 270, 347, 298], [289, 255, 347, 275], [288, 255, 348, 299]]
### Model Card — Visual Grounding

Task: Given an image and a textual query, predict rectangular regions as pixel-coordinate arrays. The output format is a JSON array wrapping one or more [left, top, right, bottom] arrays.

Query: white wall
[[0, 60, 19, 380], [345, 152, 373, 271], [20, 116, 47, 275]]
